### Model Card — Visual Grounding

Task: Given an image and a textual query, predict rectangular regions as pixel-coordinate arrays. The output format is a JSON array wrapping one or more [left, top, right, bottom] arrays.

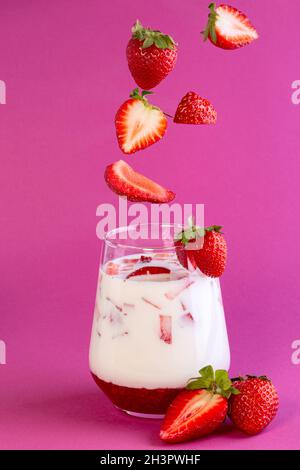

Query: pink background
[[1, 0, 300, 450]]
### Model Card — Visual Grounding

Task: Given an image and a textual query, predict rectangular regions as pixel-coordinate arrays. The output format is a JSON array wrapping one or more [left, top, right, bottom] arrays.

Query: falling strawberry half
[[115, 88, 167, 154], [228, 375, 279, 435], [174, 92, 217, 125], [175, 221, 227, 277], [202, 3, 258, 50], [104, 160, 175, 203], [127, 20, 178, 90], [160, 365, 239, 443]]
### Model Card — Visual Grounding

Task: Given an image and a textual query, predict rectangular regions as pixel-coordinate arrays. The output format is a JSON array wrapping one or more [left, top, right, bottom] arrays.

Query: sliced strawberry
[[106, 296, 122, 312], [142, 297, 161, 310], [104, 160, 175, 203], [165, 278, 194, 300], [160, 389, 226, 443], [174, 92, 217, 125], [115, 88, 167, 154], [159, 315, 172, 344], [127, 265, 171, 281], [160, 366, 239, 443], [106, 262, 119, 275], [203, 3, 258, 50]]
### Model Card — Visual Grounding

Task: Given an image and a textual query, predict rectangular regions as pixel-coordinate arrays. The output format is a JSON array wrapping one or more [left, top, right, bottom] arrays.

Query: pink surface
[[0, 0, 300, 449]]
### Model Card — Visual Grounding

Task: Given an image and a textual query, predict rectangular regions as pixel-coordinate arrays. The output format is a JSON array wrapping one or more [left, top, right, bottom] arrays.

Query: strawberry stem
[[202, 3, 218, 43], [131, 19, 176, 50], [186, 365, 240, 399], [164, 112, 174, 119]]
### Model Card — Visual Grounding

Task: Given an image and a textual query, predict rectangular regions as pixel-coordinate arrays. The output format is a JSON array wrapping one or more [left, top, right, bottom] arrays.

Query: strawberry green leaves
[[202, 3, 218, 44], [132, 20, 176, 50], [186, 365, 240, 399]]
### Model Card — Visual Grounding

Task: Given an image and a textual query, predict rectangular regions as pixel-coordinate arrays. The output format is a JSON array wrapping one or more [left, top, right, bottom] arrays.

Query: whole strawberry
[[175, 223, 227, 278], [126, 20, 177, 90], [194, 226, 226, 277], [228, 375, 279, 435]]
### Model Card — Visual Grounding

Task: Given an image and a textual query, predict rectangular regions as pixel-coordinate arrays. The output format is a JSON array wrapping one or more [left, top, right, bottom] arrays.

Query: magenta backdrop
[[0, 0, 300, 450]]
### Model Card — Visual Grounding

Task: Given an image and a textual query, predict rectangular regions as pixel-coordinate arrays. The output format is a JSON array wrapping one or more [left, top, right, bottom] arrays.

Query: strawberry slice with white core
[[165, 278, 194, 300], [127, 266, 171, 282], [203, 3, 258, 50], [104, 160, 175, 203], [115, 88, 167, 154], [160, 365, 239, 443], [159, 315, 172, 344]]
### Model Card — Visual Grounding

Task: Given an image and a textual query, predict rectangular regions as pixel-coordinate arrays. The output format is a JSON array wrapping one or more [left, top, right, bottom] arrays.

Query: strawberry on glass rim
[[115, 88, 167, 155], [202, 3, 258, 50], [127, 20, 178, 90], [175, 219, 227, 277], [160, 365, 239, 443], [104, 159, 175, 203]]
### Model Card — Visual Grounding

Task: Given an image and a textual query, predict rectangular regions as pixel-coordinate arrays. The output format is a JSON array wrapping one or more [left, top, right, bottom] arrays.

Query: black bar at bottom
[[0, 450, 299, 464]]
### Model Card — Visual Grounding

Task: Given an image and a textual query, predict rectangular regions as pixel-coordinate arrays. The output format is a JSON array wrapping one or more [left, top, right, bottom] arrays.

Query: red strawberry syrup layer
[[92, 373, 181, 415]]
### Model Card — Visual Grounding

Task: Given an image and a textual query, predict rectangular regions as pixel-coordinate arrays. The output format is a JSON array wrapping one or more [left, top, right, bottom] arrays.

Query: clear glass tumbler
[[89, 224, 230, 418]]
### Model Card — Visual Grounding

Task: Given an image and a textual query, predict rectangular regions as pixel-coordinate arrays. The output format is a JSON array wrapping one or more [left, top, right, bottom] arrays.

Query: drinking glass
[[89, 224, 230, 418]]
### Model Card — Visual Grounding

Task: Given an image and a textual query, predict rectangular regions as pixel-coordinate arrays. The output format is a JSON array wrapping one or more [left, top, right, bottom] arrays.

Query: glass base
[[121, 408, 165, 419]]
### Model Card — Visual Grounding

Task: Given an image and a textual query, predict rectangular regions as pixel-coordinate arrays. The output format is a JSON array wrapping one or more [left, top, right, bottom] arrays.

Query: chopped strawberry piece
[[106, 262, 119, 275], [165, 279, 194, 300], [153, 253, 172, 260], [183, 312, 193, 321], [174, 92, 217, 125], [121, 258, 140, 264], [104, 160, 175, 204], [142, 297, 161, 310], [106, 296, 122, 312], [127, 266, 171, 279], [123, 302, 135, 309], [159, 315, 172, 344]]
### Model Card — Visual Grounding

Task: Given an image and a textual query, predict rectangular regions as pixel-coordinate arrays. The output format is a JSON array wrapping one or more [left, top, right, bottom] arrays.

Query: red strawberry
[[127, 20, 177, 90], [115, 88, 167, 154], [127, 266, 171, 279], [159, 315, 172, 344], [104, 160, 175, 203], [193, 226, 227, 277], [175, 223, 226, 277], [202, 3, 258, 50], [228, 375, 279, 435], [174, 92, 217, 124], [160, 365, 239, 443]]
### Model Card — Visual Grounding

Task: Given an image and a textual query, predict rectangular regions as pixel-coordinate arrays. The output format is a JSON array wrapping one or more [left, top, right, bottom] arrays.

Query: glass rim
[[103, 223, 184, 251]]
